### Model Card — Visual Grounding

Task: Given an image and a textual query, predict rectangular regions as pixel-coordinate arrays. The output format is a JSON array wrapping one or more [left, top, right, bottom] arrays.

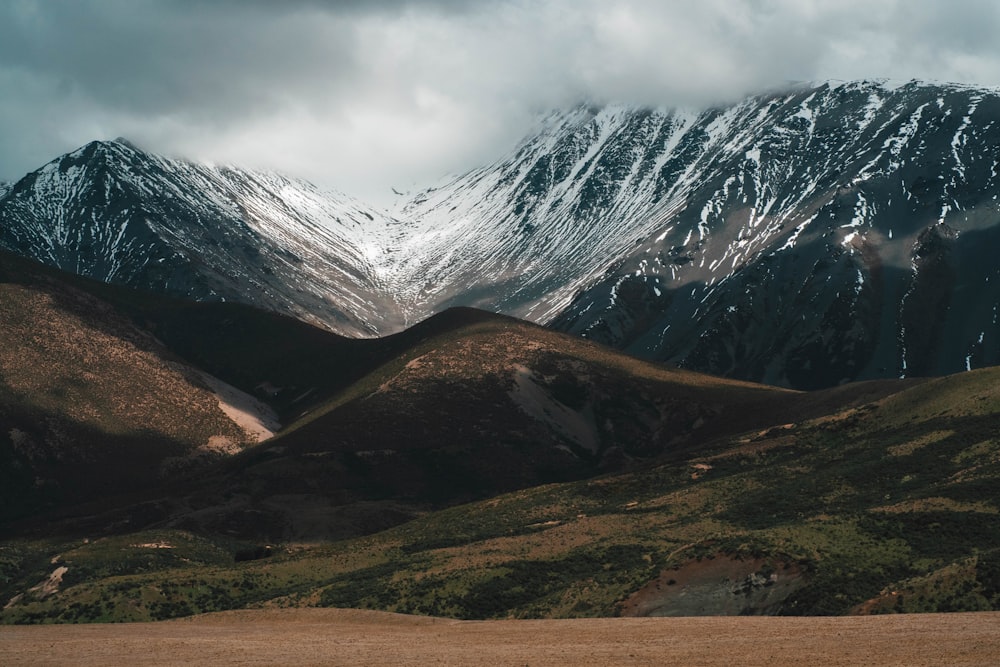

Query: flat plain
[[3, 609, 999, 666]]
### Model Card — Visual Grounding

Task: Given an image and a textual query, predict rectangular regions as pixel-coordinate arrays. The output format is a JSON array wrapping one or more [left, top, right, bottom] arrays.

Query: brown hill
[[70, 311, 913, 544], [158, 316, 801, 540], [0, 254, 275, 521]]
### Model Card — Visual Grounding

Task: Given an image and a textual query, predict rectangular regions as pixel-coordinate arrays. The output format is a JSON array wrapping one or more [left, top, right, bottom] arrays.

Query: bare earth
[[3, 609, 1000, 666]]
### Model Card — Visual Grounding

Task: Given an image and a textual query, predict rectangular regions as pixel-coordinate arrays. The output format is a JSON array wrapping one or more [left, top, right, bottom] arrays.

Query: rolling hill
[[0, 252, 275, 522], [2, 359, 999, 623], [0, 250, 997, 622]]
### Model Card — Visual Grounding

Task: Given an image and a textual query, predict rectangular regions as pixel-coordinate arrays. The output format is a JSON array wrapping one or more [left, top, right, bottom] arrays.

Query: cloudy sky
[[2, 0, 999, 203]]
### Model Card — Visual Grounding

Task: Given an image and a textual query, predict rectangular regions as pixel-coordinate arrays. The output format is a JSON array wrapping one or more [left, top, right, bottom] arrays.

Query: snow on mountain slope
[[389, 80, 1000, 387], [4, 80, 1000, 388], [0, 139, 402, 336], [390, 105, 701, 324], [547, 81, 1000, 387]]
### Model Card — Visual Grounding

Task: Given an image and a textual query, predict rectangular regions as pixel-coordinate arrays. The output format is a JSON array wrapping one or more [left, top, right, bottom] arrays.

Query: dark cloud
[[0, 1, 358, 115], [1, 0, 999, 202]]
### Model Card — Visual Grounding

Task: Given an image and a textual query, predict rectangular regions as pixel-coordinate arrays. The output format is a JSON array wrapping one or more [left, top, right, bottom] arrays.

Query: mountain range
[[3, 80, 1000, 389], [2, 79, 1000, 623]]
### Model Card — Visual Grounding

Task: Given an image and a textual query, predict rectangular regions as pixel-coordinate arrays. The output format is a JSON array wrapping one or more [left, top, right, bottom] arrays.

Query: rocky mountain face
[[3, 80, 1000, 388]]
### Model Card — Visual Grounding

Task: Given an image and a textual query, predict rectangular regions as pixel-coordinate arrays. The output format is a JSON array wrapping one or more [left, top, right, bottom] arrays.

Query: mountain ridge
[[3, 79, 1000, 388], [0, 138, 403, 336]]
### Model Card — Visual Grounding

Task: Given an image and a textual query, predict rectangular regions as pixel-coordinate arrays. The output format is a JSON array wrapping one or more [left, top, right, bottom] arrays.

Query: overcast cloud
[[2, 0, 999, 203]]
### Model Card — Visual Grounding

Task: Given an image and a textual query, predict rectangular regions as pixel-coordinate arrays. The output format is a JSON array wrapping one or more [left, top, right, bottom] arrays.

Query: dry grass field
[[3, 609, 999, 666]]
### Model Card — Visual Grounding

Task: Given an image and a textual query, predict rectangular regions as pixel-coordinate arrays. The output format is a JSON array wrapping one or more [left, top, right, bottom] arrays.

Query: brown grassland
[[3, 608, 999, 666]]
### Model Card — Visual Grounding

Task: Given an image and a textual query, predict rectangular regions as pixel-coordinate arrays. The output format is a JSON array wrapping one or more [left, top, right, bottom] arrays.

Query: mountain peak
[[111, 136, 141, 150], [52, 137, 146, 170]]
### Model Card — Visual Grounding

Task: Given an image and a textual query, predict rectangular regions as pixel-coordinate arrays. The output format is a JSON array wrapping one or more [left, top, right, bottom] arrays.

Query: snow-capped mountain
[[0, 139, 402, 336], [544, 81, 1000, 387], [386, 80, 1000, 387], [3, 80, 1000, 388]]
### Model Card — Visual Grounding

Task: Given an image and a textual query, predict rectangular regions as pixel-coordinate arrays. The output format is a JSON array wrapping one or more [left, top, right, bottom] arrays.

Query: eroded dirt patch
[[197, 371, 280, 443], [620, 554, 806, 616]]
